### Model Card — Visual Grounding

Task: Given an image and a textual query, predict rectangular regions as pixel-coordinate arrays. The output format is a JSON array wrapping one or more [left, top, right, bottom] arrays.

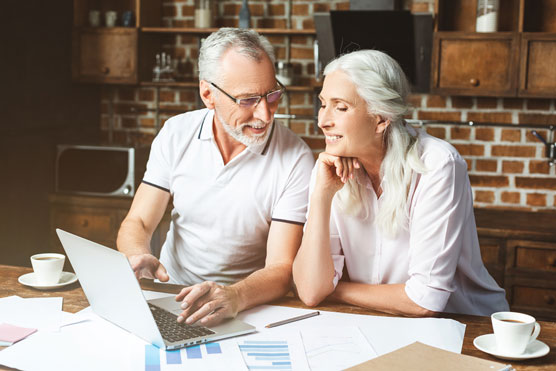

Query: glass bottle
[[276, 61, 293, 86], [476, 0, 499, 32], [195, 0, 214, 28], [239, 0, 251, 29], [152, 54, 161, 82]]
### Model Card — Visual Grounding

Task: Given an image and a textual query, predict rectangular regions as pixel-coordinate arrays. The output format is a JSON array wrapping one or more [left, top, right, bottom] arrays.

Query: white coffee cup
[[491, 311, 541, 355], [105, 11, 117, 27], [89, 10, 101, 27], [30, 253, 65, 285]]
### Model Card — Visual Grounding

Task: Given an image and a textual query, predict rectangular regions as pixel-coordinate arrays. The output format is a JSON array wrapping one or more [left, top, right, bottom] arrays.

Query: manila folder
[[346, 341, 508, 371]]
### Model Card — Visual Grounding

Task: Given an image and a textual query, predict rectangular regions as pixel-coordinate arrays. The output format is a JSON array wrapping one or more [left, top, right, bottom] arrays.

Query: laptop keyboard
[[149, 304, 215, 343]]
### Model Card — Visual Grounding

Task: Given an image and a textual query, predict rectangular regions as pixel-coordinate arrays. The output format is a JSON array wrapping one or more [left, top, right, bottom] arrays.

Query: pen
[[265, 311, 320, 328]]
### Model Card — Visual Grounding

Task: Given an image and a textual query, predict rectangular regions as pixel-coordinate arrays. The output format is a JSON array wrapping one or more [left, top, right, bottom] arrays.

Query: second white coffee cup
[[105, 11, 117, 27], [491, 311, 540, 355], [30, 253, 65, 285]]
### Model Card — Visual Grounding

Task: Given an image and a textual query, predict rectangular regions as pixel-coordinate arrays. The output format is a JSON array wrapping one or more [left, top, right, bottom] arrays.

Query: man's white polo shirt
[[143, 108, 314, 285]]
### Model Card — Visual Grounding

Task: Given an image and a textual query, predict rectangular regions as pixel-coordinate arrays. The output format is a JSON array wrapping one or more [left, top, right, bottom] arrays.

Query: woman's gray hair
[[198, 28, 275, 83], [324, 50, 426, 237]]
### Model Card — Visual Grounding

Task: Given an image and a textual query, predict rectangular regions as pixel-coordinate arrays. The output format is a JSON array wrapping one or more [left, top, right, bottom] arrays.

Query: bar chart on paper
[[144, 341, 247, 371], [238, 334, 310, 371]]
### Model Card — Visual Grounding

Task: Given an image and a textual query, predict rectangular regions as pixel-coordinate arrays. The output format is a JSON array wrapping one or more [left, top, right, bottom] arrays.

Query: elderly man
[[117, 28, 314, 326]]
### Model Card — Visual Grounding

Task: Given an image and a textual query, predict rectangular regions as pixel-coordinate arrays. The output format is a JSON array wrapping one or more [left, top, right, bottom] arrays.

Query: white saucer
[[473, 333, 550, 360], [18, 272, 78, 290]]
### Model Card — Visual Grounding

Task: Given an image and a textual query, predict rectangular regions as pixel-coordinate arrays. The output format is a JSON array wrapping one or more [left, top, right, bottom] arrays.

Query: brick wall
[[410, 95, 555, 210], [100, 0, 555, 211]]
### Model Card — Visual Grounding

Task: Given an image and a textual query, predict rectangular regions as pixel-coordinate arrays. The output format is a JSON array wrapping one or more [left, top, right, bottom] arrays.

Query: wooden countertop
[[474, 208, 556, 241], [1, 264, 555, 370]]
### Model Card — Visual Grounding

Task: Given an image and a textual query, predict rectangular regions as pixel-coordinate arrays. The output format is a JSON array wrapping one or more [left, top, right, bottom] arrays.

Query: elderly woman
[[292, 50, 508, 316]]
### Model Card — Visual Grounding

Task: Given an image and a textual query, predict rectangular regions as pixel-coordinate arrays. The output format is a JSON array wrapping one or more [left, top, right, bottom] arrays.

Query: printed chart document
[[137, 339, 247, 371], [238, 332, 310, 371], [0, 291, 467, 371]]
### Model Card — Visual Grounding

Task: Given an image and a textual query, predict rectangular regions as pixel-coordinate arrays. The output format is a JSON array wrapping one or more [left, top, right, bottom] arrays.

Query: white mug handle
[[529, 322, 541, 344]]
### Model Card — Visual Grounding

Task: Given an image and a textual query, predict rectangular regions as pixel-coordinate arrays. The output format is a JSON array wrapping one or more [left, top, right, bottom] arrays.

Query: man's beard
[[217, 111, 272, 147]]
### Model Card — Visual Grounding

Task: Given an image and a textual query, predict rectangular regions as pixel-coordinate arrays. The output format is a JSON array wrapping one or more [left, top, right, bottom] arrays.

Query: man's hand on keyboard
[[175, 281, 240, 327]]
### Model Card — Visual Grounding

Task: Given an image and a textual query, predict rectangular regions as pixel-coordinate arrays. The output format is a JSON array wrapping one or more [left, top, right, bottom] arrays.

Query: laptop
[[56, 228, 256, 350]]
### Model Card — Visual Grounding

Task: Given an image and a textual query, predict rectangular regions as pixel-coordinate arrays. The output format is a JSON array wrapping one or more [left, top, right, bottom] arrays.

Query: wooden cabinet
[[432, 33, 519, 96], [49, 194, 171, 261], [519, 34, 556, 97], [432, 0, 556, 98], [72, 0, 160, 84], [477, 236, 505, 287], [505, 240, 556, 320], [475, 208, 556, 321], [72, 0, 317, 91], [72, 28, 138, 84]]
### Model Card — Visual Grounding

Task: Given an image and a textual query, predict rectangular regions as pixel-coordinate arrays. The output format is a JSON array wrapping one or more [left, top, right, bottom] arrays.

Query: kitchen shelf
[[140, 27, 316, 36], [139, 81, 321, 92], [431, 0, 556, 98]]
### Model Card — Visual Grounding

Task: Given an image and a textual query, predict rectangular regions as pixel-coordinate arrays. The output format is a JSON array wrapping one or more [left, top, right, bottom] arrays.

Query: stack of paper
[[0, 293, 469, 371]]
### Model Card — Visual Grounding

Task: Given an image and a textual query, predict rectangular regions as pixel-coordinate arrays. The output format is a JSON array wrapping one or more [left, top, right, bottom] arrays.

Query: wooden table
[[1, 264, 555, 370]]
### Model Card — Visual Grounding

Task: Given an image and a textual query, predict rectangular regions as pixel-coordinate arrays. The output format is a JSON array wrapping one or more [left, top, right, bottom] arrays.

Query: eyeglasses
[[210, 80, 286, 108]]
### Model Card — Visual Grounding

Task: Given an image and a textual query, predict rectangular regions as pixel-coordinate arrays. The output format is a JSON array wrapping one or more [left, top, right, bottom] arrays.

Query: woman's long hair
[[324, 50, 427, 237]]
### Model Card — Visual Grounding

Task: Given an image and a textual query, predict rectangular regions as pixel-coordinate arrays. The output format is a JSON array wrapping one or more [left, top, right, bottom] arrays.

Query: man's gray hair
[[198, 28, 276, 83]]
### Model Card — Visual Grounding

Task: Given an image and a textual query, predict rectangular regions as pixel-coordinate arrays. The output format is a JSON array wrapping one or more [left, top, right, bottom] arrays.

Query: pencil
[[265, 311, 320, 328]]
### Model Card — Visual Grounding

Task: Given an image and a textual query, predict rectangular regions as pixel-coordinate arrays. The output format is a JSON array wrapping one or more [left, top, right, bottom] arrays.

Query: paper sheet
[[237, 305, 466, 355], [133, 339, 247, 371], [0, 293, 466, 371], [0, 311, 144, 371], [238, 332, 310, 371], [0, 295, 63, 332], [300, 326, 377, 371], [0, 307, 246, 371]]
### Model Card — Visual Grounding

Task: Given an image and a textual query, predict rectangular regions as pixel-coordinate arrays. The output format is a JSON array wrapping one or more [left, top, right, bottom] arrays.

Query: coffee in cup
[[491, 311, 540, 355], [30, 253, 65, 285]]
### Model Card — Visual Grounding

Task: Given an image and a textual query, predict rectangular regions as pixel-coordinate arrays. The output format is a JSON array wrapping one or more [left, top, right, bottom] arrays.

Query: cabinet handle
[[102, 67, 110, 75], [548, 256, 556, 267], [544, 295, 555, 305], [469, 78, 479, 87], [81, 219, 89, 228]]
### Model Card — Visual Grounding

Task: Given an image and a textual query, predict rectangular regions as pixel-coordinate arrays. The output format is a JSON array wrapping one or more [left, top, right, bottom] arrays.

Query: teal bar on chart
[[144, 345, 161, 371]]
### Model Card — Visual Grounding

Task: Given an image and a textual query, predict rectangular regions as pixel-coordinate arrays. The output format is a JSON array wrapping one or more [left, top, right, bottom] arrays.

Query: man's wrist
[[228, 284, 245, 314]]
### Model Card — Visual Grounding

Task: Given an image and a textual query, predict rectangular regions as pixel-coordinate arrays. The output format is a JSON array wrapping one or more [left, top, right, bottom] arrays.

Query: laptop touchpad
[[148, 296, 183, 316]]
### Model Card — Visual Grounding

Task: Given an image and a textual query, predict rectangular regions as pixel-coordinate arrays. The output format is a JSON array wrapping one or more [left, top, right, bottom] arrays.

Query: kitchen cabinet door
[[72, 28, 138, 84], [431, 32, 520, 97], [519, 33, 556, 97]]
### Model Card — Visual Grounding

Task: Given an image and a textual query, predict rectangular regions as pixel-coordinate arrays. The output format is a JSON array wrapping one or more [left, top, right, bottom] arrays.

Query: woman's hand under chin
[[315, 152, 360, 198]]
